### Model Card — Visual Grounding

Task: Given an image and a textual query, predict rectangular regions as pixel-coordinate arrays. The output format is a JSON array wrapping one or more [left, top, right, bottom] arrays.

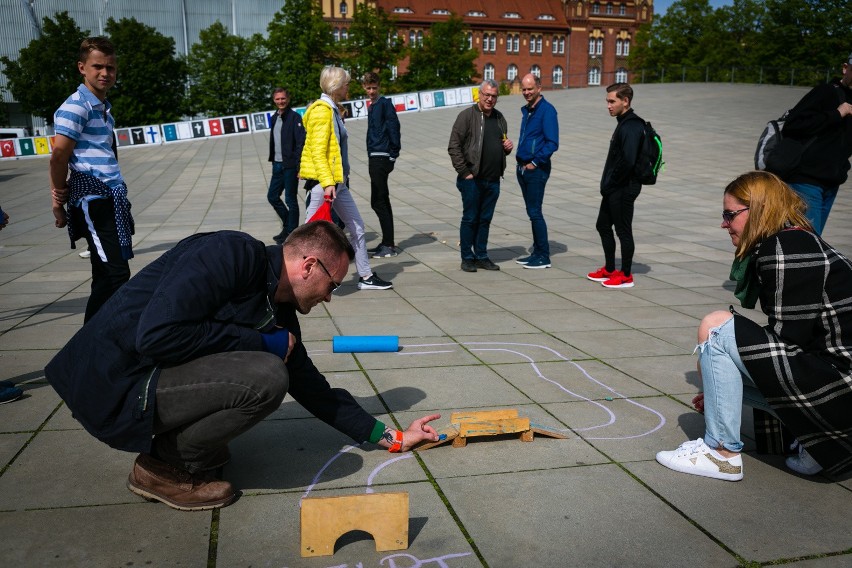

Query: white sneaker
[[79, 250, 91, 259], [786, 441, 822, 475], [656, 438, 743, 481]]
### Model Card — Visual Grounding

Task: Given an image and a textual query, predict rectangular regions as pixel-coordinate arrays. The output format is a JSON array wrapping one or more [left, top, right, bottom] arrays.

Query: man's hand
[[692, 393, 704, 413], [502, 138, 514, 153], [400, 413, 441, 451], [52, 203, 67, 228], [838, 102, 852, 118]]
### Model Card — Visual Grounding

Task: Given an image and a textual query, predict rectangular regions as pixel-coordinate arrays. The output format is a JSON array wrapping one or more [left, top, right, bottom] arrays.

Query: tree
[[0, 12, 88, 125], [339, 5, 406, 96], [399, 14, 478, 91], [187, 22, 271, 116], [265, 0, 333, 106], [105, 17, 186, 126]]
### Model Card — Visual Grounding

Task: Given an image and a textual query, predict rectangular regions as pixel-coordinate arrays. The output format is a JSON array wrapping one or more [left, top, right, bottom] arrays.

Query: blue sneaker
[[0, 384, 23, 404], [523, 256, 551, 269], [515, 255, 533, 265]]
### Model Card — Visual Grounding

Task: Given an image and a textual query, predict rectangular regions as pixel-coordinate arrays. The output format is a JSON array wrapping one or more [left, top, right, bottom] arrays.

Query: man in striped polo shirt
[[50, 37, 134, 322]]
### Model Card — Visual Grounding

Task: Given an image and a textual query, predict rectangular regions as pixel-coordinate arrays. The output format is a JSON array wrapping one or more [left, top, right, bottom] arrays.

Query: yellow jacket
[[299, 99, 343, 188]]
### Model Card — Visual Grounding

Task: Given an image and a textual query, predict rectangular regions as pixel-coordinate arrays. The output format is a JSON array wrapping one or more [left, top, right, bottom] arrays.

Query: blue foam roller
[[333, 335, 399, 353]]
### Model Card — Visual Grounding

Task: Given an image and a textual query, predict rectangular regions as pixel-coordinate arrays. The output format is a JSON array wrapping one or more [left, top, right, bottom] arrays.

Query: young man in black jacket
[[780, 53, 852, 235], [45, 222, 440, 511], [267, 88, 305, 244], [363, 73, 402, 258], [588, 83, 645, 289]]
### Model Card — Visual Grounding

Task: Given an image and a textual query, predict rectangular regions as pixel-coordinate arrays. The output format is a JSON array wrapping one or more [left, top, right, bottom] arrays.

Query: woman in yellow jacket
[[301, 66, 393, 290]]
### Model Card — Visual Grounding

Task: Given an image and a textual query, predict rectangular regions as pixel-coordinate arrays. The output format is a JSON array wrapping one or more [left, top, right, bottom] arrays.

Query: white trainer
[[656, 438, 743, 481], [785, 441, 822, 476]]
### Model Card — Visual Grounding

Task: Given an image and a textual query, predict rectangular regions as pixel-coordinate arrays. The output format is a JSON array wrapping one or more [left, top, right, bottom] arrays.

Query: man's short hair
[[606, 82, 633, 104], [362, 72, 380, 85], [523, 74, 542, 87], [284, 221, 355, 261], [272, 87, 289, 97], [79, 37, 115, 63], [479, 79, 499, 92]]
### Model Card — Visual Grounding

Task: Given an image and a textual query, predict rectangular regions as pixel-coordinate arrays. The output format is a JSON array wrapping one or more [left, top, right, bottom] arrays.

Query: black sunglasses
[[722, 207, 749, 224], [305, 256, 341, 293]]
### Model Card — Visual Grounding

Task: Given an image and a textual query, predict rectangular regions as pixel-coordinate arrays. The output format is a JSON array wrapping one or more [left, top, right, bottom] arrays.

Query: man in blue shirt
[[514, 74, 559, 269], [50, 37, 133, 321]]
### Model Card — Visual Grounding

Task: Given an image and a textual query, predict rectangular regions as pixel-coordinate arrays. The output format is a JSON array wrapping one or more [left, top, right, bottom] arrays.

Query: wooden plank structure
[[415, 409, 568, 450], [300, 492, 409, 557]]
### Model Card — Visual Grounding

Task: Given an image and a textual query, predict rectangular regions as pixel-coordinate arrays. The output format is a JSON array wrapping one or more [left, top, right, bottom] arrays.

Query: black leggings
[[595, 187, 640, 276]]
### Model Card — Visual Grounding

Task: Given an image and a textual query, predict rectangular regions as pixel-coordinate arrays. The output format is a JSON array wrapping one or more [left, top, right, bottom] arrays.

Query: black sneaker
[[474, 258, 500, 271], [358, 272, 393, 290], [460, 260, 477, 272], [372, 244, 400, 258]]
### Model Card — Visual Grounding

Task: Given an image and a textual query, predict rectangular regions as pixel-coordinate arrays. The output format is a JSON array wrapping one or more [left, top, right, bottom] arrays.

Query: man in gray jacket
[[447, 79, 513, 272]]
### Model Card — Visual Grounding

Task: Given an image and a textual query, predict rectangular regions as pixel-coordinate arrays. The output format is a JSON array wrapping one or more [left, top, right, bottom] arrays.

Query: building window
[[467, 10, 486, 17], [341, 28, 348, 40], [485, 33, 497, 52], [622, 40, 630, 56], [589, 38, 595, 55], [606, 3, 613, 15], [615, 67, 628, 83], [431, 9, 450, 15], [620, 3, 626, 15], [333, 28, 340, 42], [616, 39, 622, 56], [467, 32, 473, 50], [529, 35, 542, 54], [391, 65, 398, 80], [394, 7, 413, 14], [588, 67, 601, 85], [409, 31, 415, 46], [537, 14, 556, 20], [531, 64, 541, 78], [503, 12, 521, 19], [552, 36, 559, 54], [339, 1, 347, 16], [417, 30, 423, 47], [552, 36, 565, 54], [553, 65, 563, 85], [592, 2, 600, 14], [507, 64, 518, 81], [484, 63, 495, 80], [596, 38, 603, 55]]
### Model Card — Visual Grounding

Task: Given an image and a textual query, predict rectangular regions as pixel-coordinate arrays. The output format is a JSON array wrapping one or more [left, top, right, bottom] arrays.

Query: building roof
[[377, 0, 569, 30]]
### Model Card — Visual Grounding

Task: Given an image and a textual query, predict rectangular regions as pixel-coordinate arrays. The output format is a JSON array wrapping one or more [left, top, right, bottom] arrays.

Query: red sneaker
[[587, 266, 615, 282], [601, 272, 634, 288]]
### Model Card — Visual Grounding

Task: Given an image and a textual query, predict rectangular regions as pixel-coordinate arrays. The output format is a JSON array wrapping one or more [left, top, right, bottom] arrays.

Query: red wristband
[[388, 429, 403, 453]]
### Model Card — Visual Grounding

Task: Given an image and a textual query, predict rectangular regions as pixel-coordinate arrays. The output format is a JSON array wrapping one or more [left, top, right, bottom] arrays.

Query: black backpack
[[634, 119, 664, 185]]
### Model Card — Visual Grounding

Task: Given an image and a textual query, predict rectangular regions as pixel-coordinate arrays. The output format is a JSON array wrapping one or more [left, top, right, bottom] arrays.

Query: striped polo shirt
[[54, 84, 124, 189]]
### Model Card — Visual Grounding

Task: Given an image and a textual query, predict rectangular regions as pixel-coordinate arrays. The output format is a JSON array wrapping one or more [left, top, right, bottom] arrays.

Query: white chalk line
[[303, 340, 667, 497]]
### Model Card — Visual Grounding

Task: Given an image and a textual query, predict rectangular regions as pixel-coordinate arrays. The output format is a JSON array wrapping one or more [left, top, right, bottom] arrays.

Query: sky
[[654, 0, 734, 15]]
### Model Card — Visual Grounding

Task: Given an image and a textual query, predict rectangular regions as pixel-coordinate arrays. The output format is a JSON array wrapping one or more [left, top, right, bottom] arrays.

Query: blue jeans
[[697, 316, 763, 453], [268, 162, 300, 234], [789, 182, 838, 236], [516, 165, 550, 259], [457, 176, 500, 261]]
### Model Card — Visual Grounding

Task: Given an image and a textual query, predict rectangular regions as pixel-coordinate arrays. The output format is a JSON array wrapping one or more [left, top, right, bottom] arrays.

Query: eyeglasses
[[305, 256, 341, 293], [722, 207, 749, 224], [480, 92, 498, 100]]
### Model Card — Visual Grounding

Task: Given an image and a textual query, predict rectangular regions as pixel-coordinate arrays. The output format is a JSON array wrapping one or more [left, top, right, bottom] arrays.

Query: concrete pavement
[[1, 83, 851, 567]]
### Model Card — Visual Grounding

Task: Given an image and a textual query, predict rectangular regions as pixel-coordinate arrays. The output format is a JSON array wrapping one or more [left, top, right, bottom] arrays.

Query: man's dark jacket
[[366, 96, 401, 159], [782, 79, 852, 188], [600, 109, 644, 196], [268, 107, 306, 168], [44, 231, 376, 452]]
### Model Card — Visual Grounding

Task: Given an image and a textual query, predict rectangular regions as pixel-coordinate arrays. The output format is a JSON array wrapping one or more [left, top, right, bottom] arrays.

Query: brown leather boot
[[127, 453, 236, 511]]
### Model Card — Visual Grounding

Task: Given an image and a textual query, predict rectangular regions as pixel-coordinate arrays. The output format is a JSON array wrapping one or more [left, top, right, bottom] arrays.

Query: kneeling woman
[[657, 171, 852, 481]]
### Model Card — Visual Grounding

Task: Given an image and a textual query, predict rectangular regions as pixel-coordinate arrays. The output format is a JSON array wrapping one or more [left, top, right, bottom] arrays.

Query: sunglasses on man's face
[[305, 256, 341, 294], [722, 207, 749, 224]]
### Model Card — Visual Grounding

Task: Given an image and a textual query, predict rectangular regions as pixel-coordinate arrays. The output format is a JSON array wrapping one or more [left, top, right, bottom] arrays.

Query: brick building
[[324, 0, 653, 89]]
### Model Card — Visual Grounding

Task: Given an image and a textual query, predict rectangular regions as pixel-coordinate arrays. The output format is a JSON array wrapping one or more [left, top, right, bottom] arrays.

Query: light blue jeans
[[305, 184, 372, 278], [697, 316, 763, 453], [789, 182, 838, 236]]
